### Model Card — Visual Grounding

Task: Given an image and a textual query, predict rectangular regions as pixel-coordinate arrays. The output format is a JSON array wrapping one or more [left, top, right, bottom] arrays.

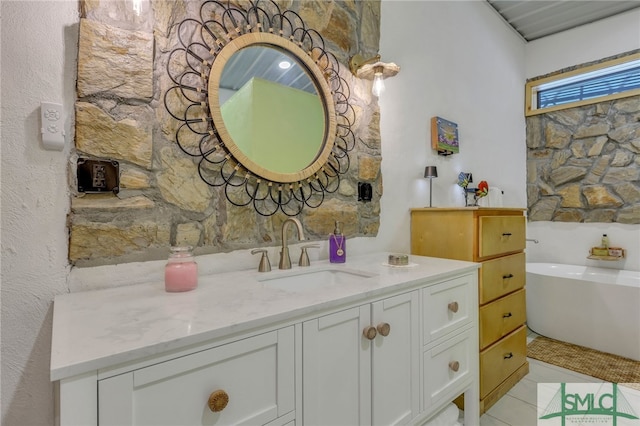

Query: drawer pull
[[502, 273, 514, 279], [448, 361, 460, 372], [504, 352, 514, 359], [376, 322, 391, 337], [448, 302, 459, 313], [503, 312, 513, 318], [363, 326, 377, 340], [208, 389, 229, 412], [502, 232, 512, 236]]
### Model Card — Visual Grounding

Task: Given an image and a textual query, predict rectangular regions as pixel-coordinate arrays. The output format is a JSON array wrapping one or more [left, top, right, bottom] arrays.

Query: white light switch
[[40, 102, 65, 151]]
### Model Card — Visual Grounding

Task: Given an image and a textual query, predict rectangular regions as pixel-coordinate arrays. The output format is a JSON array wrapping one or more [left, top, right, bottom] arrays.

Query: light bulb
[[132, 0, 142, 15], [372, 72, 385, 97]]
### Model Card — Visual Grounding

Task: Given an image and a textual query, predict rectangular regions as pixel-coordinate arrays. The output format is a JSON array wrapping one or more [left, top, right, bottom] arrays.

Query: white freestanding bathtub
[[526, 263, 640, 361]]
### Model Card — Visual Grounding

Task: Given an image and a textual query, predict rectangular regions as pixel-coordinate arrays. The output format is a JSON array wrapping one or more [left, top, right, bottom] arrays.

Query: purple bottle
[[329, 221, 346, 263]]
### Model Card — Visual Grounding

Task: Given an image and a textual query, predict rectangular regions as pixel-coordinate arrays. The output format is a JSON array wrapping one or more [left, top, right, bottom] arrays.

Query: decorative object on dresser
[[423, 166, 438, 207], [410, 207, 528, 414], [431, 116, 460, 156]]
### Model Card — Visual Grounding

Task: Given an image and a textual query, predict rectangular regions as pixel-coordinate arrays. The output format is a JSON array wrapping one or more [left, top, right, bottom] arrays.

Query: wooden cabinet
[[302, 291, 420, 425], [411, 207, 528, 414], [98, 328, 295, 426]]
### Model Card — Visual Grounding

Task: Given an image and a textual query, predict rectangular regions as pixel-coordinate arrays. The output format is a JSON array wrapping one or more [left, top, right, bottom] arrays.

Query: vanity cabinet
[[410, 208, 528, 414], [52, 253, 480, 426], [302, 291, 420, 425]]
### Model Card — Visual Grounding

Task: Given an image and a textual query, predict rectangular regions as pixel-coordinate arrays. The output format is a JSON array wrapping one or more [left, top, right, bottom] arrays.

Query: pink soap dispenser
[[329, 221, 346, 263]]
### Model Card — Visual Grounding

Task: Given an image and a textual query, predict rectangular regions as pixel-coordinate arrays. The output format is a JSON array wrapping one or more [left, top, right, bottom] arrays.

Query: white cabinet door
[[99, 328, 294, 426], [302, 305, 371, 426], [303, 291, 420, 426], [371, 291, 420, 426]]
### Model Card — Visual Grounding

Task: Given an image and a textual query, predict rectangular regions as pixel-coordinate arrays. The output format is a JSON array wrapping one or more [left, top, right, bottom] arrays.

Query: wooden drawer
[[479, 289, 526, 349], [98, 328, 295, 426], [423, 328, 474, 409], [480, 326, 527, 399], [478, 216, 525, 259], [479, 252, 525, 305], [423, 275, 474, 345]]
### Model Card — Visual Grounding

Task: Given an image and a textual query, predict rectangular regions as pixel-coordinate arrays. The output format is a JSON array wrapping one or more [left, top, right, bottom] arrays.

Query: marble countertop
[[51, 252, 478, 381]]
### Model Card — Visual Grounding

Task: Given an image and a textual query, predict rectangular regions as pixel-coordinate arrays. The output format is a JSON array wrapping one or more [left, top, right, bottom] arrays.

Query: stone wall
[[526, 96, 640, 223], [70, 0, 382, 266]]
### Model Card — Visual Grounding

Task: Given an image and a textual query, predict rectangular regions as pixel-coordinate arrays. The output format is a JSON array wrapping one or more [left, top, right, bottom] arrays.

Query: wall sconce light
[[349, 54, 400, 97], [424, 166, 438, 207]]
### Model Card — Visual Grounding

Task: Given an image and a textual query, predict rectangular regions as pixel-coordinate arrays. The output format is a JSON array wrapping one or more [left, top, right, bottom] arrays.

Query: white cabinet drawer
[[99, 328, 295, 426], [422, 275, 474, 345], [422, 328, 474, 410]]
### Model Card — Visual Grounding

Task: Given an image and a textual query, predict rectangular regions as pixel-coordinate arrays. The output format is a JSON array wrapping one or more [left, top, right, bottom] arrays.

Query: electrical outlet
[[358, 182, 372, 202], [92, 164, 107, 188], [77, 158, 120, 194]]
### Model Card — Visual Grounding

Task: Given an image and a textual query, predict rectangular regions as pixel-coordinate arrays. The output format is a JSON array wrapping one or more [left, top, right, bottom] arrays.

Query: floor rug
[[527, 335, 640, 388]]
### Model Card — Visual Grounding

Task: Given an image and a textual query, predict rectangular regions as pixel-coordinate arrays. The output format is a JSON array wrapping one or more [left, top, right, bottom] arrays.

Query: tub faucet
[[279, 218, 305, 269], [526, 238, 539, 244]]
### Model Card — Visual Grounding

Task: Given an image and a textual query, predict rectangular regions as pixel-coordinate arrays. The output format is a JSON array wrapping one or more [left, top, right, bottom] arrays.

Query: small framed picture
[[431, 116, 459, 155]]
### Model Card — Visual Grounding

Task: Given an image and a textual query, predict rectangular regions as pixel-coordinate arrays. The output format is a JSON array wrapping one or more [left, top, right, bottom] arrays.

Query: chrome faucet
[[279, 218, 305, 269]]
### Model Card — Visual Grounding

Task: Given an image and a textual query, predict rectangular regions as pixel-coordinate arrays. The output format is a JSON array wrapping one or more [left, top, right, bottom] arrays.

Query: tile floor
[[478, 329, 607, 426]]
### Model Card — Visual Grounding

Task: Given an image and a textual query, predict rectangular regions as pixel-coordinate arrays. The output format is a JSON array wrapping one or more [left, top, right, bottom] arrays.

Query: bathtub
[[526, 263, 640, 361]]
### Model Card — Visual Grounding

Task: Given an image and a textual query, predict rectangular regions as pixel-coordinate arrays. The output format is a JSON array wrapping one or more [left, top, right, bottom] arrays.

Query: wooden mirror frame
[[208, 33, 337, 184], [164, 0, 355, 216]]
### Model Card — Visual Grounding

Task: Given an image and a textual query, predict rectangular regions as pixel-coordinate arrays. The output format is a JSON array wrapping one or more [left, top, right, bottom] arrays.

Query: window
[[525, 52, 640, 116]]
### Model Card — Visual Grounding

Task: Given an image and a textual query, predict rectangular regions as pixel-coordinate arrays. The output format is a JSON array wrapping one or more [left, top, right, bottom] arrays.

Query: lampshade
[[355, 61, 401, 80], [424, 166, 438, 178]]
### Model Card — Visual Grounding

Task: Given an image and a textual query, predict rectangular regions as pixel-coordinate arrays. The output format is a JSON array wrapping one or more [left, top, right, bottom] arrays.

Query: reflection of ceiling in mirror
[[220, 46, 317, 94]]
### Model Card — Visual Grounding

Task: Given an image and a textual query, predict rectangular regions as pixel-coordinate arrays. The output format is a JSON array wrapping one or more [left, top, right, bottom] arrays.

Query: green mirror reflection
[[218, 46, 325, 175]]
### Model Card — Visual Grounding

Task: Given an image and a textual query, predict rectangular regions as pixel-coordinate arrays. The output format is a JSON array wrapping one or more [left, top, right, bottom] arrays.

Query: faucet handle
[[251, 249, 271, 272], [298, 244, 320, 267]]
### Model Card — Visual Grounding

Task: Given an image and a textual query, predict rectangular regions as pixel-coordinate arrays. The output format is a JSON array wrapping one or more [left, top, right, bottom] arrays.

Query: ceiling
[[219, 2, 640, 94], [486, 0, 640, 41], [220, 46, 315, 94]]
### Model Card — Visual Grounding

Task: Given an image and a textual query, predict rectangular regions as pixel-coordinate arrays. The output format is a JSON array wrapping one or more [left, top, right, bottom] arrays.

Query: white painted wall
[[1, 2, 78, 424], [377, 0, 527, 253], [524, 9, 640, 272]]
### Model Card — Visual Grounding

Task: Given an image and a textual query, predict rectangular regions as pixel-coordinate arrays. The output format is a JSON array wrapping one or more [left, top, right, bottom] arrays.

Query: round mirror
[[217, 46, 324, 175], [164, 0, 356, 216], [208, 33, 337, 184]]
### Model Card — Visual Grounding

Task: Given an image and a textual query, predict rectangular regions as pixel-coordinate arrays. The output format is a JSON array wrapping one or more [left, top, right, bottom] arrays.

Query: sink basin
[[258, 268, 377, 292]]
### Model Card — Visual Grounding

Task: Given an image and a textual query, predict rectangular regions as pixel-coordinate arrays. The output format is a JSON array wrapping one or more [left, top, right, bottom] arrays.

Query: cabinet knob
[[502, 273, 514, 279], [363, 326, 377, 340], [449, 361, 460, 372], [504, 352, 514, 359], [503, 312, 513, 318], [376, 322, 391, 337], [448, 301, 459, 313], [208, 389, 229, 412], [502, 232, 512, 236]]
